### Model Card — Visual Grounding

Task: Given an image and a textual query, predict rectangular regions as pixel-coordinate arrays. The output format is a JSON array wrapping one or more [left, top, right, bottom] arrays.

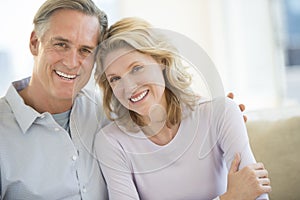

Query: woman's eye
[[132, 65, 144, 73], [109, 76, 120, 83]]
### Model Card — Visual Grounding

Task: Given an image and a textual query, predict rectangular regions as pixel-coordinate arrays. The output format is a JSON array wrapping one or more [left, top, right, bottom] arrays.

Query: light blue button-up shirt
[[0, 77, 109, 200]]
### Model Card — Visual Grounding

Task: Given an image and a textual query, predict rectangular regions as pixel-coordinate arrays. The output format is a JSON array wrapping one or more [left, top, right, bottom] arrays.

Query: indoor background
[[0, 0, 299, 120]]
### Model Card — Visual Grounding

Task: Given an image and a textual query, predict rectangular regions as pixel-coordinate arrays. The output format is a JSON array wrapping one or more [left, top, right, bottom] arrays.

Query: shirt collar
[[5, 77, 94, 134], [5, 77, 41, 134]]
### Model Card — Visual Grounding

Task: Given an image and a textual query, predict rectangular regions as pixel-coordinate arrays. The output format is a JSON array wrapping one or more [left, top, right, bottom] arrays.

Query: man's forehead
[[45, 10, 100, 46]]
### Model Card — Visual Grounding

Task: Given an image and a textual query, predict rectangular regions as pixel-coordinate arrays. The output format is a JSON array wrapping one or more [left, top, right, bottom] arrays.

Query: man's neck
[[19, 86, 73, 114]]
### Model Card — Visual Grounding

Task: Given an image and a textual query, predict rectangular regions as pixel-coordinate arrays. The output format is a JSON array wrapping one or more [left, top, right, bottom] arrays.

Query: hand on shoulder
[[227, 92, 247, 122]]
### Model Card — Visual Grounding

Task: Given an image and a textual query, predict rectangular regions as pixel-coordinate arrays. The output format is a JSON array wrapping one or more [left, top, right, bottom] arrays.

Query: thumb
[[229, 153, 241, 173]]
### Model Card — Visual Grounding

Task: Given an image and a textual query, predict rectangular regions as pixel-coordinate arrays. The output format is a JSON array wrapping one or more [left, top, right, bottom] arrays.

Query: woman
[[94, 17, 271, 200]]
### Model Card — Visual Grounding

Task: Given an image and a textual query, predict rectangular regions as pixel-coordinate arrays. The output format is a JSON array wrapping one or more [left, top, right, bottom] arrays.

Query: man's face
[[30, 9, 99, 101]]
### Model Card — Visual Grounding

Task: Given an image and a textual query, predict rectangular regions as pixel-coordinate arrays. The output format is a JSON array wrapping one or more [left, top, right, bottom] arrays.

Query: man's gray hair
[[33, 0, 108, 42]]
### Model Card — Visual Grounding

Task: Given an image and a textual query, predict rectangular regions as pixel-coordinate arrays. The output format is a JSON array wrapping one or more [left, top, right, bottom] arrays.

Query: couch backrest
[[247, 117, 300, 200]]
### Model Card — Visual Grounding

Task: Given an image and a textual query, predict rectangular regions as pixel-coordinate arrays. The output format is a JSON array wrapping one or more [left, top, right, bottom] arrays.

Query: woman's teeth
[[130, 90, 148, 102], [55, 70, 77, 80]]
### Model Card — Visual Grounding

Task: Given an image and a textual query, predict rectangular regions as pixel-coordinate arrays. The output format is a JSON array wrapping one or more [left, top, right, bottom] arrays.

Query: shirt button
[[40, 115, 45, 119], [82, 186, 87, 193], [72, 155, 77, 161], [54, 127, 60, 131]]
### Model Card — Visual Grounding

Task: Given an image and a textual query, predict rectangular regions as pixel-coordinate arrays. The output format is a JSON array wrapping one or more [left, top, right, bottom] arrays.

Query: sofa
[[246, 116, 300, 200]]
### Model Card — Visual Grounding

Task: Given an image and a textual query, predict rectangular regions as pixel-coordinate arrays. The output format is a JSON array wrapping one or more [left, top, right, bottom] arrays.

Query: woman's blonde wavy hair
[[95, 17, 199, 127]]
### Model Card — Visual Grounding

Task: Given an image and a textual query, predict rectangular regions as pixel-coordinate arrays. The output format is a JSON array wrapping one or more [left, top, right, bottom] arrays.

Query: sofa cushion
[[247, 116, 300, 200]]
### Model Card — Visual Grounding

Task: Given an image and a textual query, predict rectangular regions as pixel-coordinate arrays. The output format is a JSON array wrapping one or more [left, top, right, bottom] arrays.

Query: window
[[282, 0, 300, 104]]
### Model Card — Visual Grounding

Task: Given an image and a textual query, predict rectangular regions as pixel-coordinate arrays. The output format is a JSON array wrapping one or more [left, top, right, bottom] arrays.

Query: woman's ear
[[29, 31, 39, 56]]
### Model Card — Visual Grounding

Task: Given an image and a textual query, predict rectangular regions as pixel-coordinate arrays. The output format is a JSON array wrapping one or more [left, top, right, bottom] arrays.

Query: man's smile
[[55, 70, 78, 80]]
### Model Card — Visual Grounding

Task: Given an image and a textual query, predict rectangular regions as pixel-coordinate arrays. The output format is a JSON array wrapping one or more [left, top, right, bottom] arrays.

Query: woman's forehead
[[104, 48, 154, 70]]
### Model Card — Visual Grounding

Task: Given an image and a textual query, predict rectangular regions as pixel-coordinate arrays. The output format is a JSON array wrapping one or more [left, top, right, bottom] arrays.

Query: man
[[0, 0, 109, 199]]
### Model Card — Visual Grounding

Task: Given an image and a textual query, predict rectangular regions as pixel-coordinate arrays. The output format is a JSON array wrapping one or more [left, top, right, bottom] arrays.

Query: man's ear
[[29, 31, 39, 56]]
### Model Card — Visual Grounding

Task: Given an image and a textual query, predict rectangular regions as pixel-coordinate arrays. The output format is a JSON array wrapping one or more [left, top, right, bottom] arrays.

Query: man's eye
[[54, 43, 67, 48], [80, 48, 93, 56], [132, 65, 144, 73]]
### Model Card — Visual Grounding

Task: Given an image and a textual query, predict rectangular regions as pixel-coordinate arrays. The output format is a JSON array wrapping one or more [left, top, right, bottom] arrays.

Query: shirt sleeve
[[95, 128, 140, 200], [217, 98, 269, 200]]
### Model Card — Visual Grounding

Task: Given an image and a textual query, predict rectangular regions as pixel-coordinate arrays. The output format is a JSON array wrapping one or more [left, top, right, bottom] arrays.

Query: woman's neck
[[142, 122, 180, 146]]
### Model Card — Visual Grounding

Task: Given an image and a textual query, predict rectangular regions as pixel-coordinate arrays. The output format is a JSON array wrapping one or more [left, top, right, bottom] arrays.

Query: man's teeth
[[55, 70, 77, 79], [130, 90, 148, 102]]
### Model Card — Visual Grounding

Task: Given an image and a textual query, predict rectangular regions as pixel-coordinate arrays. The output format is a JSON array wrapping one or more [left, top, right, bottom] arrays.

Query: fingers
[[243, 115, 248, 122], [243, 162, 271, 190], [229, 153, 241, 173], [226, 92, 245, 112], [261, 185, 272, 193], [241, 162, 269, 179], [227, 92, 234, 99], [239, 104, 245, 112], [226, 93, 248, 122], [246, 162, 264, 170], [255, 169, 268, 179], [259, 177, 271, 186], [259, 179, 272, 194]]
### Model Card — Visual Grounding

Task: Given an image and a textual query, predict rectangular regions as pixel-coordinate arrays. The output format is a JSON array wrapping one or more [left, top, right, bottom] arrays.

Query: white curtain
[[118, 0, 286, 111]]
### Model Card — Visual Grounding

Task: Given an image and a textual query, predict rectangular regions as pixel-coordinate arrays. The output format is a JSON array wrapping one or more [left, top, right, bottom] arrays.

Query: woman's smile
[[129, 89, 149, 103]]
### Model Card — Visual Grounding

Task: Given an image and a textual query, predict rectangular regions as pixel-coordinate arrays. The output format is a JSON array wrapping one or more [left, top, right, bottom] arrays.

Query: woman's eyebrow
[[105, 73, 117, 78]]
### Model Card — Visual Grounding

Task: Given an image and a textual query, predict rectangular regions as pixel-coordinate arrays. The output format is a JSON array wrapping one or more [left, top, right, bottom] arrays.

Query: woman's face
[[104, 48, 167, 117]]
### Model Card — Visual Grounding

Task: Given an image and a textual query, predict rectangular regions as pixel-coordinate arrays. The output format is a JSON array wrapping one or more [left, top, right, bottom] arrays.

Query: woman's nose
[[124, 75, 138, 89]]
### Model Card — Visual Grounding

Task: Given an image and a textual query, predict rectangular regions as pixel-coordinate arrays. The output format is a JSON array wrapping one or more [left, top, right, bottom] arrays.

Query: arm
[[95, 128, 140, 200], [217, 99, 271, 200], [220, 153, 271, 200]]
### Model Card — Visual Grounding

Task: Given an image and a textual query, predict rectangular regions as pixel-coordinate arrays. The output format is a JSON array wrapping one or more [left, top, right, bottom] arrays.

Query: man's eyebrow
[[51, 37, 95, 50], [51, 36, 69, 43], [82, 44, 96, 50]]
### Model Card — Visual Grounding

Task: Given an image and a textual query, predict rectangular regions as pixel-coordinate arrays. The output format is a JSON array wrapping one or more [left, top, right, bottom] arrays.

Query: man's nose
[[63, 49, 81, 69]]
